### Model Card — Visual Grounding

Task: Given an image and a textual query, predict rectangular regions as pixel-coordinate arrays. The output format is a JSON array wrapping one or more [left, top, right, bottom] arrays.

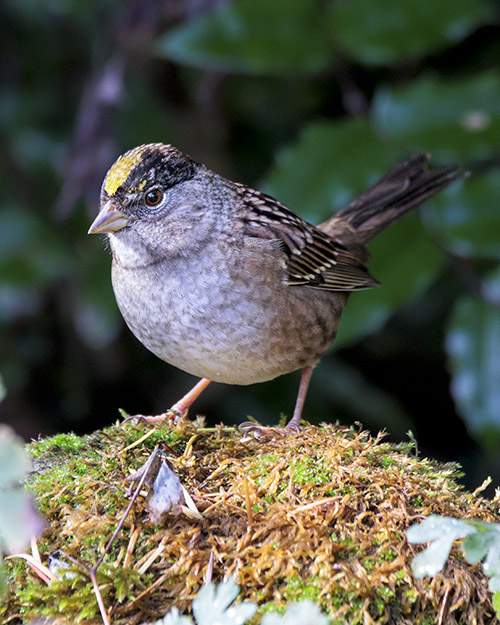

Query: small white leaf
[[152, 606, 193, 625], [407, 515, 474, 543], [192, 579, 256, 625], [261, 600, 328, 625]]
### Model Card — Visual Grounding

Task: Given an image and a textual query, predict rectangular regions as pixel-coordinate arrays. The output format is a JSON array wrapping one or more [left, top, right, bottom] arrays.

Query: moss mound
[[2, 420, 499, 624]]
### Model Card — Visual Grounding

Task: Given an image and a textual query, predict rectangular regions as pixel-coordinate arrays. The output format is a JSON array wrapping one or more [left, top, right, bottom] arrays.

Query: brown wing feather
[[237, 184, 378, 292]]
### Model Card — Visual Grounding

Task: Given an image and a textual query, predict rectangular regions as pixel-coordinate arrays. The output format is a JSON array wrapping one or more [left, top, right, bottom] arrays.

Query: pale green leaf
[[192, 579, 257, 625], [0, 425, 30, 486], [407, 515, 474, 578], [261, 600, 328, 625], [407, 515, 474, 543], [0, 490, 44, 553], [463, 531, 496, 564], [153, 606, 193, 625]]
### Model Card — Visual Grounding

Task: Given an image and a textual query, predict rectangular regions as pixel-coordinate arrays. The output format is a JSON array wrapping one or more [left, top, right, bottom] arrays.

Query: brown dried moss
[[2, 420, 499, 624]]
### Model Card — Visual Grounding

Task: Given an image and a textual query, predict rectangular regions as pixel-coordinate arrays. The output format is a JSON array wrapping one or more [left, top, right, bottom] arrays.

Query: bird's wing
[[237, 184, 378, 291]]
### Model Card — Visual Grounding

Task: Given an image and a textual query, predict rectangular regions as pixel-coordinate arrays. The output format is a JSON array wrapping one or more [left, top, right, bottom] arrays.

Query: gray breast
[[110, 237, 344, 385]]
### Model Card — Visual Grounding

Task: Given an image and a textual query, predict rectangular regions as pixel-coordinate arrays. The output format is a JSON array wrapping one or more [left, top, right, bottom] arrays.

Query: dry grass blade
[[3, 421, 499, 624]]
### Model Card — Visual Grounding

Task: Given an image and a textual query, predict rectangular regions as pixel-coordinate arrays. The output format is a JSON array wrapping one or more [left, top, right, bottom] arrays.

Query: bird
[[88, 143, 462, 432]]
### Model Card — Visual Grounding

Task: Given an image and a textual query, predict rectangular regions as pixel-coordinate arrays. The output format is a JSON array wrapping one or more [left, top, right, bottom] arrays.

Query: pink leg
[[139, 378, 212, 424], [286, 365, 314, 431], [239, 365, 314, 436]]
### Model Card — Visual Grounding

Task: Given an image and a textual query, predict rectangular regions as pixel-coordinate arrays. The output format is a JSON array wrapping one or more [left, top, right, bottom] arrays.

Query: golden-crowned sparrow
[[89, 144, 461, 431]]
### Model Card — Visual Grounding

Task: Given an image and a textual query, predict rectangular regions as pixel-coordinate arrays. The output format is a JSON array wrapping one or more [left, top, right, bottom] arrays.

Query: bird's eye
[[145, 189, 163, 207]]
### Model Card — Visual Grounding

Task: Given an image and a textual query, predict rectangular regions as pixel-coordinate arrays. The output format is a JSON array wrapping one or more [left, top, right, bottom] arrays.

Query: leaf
[[192, 579, 257, 625], [463, 531, 496, 564], [446, 271, 500, 444], [261, 600, 328, 625], [152, 608, 188, 625], [155, 607, 193, 625], [407, 515, 474, 544], [263, 118, 398, 223], [493, 592, 500, 618], [328, 0, 493, 66], [0, 491, 45, 553], [147, 459, 185, 525], [264, 117, 446, 345], [371, 73, 500, 259], [0, 425, 30, 486], [0, 426, 44, 553], [491, 577, 500, 594], [156, 0, 332, 75], [483, 540, 500, 580], [154, 607, 193, 625], [410, 540, 454, 579], [372, 72, 500, 156], [422, 172, 500, 259], [335, 215, 444, 346], [407, 515, 474, 578]]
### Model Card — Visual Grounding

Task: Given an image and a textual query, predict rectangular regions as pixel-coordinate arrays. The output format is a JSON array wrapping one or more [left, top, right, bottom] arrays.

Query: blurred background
[[0, 0, 499, 489]]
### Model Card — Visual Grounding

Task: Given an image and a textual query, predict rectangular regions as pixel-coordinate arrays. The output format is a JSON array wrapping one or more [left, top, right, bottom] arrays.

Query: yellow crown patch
[[103, 149, 144, 196]]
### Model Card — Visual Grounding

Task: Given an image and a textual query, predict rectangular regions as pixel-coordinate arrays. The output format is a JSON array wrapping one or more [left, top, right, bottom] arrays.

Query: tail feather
[[320, 154, 463, 246]]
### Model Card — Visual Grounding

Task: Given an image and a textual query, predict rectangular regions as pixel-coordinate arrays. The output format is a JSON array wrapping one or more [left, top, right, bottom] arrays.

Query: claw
[[121, 409, 186, 426], [239, 421, 298, 439], [118, 378, 211, 428], [286, 421, 301, 433]]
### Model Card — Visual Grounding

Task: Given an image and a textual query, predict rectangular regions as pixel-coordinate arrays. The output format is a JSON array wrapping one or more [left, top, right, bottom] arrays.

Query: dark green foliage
[[1, 0, 499, 475]]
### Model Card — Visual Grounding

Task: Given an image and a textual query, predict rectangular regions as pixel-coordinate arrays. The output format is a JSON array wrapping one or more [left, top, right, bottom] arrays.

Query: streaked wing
[[237, 184, 378, 291]]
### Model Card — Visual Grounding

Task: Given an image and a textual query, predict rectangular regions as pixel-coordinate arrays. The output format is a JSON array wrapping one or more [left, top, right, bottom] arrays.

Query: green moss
[[12, 563, 148, 624], [290, 457, 332, 485], [15, 574, 99, 623], [28, 432, 88, 458], [380, 456, 396, 468], [2, 421, 498, 624], [250, 454, 278, 469], [381, 548, 398, 562], [339, 485, 357, 496], [330, 587, 364, 611], [282, 574, 322, 602], [404, 587, 419, 602]]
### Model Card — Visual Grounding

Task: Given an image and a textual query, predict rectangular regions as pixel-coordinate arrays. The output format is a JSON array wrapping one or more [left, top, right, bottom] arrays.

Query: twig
[[56, 449, 162, 625], [94, 448, 160, 571], [90, 569, 111, 625]]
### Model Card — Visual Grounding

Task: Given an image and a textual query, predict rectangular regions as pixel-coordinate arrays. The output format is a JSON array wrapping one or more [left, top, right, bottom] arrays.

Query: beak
[[88, 200, 132, 234]]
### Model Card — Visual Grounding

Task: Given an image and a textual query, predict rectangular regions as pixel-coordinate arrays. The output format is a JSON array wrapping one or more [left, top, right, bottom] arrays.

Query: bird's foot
[[239, 366, 310, 438], [120, 405, 188, 426], [239, 420, 300, 439], [120, 378, 212, 427]]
